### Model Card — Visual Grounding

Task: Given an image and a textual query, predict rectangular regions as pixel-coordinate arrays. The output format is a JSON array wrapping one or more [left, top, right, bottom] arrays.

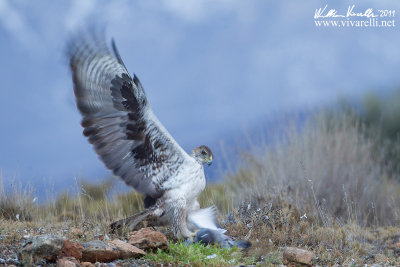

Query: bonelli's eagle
[[67, 31, 215, 239]]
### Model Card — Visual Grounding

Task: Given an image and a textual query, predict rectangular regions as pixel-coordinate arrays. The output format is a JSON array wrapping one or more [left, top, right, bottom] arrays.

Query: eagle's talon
[[189, 229, 199, 243], [184, 230, 199, 246]]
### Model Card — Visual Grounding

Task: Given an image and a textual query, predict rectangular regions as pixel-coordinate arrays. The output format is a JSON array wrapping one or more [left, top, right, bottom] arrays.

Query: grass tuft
[[144, 241, 255, 267]]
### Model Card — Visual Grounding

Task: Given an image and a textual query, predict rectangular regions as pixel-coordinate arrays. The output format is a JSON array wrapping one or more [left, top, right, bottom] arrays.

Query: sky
[[1, 0, 400, 197]]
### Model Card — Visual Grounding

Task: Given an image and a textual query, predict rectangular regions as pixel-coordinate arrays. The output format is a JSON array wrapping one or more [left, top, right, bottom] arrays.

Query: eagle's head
[[191, 145, 213, 166]]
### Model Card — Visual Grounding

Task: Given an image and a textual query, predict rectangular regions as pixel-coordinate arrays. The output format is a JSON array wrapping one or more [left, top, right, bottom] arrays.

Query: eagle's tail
[[110, 207, 156, 233]]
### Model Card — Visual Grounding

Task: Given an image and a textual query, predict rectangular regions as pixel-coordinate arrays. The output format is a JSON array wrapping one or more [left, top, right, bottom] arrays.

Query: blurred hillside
[[360, 89, 400, 176]]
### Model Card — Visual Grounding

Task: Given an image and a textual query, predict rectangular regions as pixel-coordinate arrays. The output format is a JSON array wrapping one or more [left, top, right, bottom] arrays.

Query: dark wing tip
[[133, 74, 143, 88], [111, 38, 128, 72]]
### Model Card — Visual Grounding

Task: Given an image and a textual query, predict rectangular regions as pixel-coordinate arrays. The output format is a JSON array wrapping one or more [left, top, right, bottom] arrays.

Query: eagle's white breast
[[163, 158, 205, 203]]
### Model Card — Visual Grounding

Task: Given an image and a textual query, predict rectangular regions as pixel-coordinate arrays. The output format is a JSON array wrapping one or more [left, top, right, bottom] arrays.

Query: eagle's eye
[[201, 150, 207, 156]]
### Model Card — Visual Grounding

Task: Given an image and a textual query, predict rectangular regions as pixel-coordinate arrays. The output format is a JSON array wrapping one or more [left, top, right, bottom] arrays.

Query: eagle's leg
[[170, 198, 195, 239], [110, 206, 158, 233]]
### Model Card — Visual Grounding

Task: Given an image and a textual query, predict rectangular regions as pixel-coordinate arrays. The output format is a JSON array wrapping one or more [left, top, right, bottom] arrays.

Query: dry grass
[[0, 177, 145, 240], [0, 179, 38, 221], [1, 111, 400, 265], [217, 112, 400, 265], [226, 112, 400, 226]]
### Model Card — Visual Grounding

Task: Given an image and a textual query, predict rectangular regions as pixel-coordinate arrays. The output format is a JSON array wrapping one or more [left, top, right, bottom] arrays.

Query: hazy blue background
[[1, 0, 400, 197]]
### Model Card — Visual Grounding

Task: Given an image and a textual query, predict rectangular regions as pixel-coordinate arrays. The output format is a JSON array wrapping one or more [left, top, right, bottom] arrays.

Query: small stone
[[5, 258, 20, 265], [283, 247, 313, 266], [128, 228, 169, 251], [81, 262, 95, 267], [206, 254, 217, 259], [18, 235, 65, 265], [57, 256, 81, 267], [109, 239, 145, 258], [81, 240, 120, 263], [70, 227, 84, 238], [62, 240, 84, 260]]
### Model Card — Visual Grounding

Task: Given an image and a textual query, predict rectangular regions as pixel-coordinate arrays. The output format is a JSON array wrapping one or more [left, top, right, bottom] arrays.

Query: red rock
[[57, 257, 81, 267], [81, 240, 120, 263], [283, 247, 313, 266], [128, 228, 169, 251], [61, 240, 83, 260], [81, 262, 95, 267], [109, 239, 146, 258]]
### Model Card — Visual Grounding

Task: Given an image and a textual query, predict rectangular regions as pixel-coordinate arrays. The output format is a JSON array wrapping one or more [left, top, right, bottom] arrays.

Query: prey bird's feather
[[188, 206, 226, 233]]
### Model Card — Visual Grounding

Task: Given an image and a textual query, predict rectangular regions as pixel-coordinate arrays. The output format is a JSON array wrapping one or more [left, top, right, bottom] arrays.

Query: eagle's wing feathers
[[68, 33, 190, 198]]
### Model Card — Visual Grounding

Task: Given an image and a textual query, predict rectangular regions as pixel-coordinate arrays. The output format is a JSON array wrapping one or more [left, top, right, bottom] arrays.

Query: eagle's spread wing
[[68, 32, 191, 199]]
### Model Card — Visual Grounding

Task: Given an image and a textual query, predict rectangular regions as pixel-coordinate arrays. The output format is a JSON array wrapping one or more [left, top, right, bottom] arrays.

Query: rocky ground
[[0, 224, 317, 267], [1, 191, 399, 266], [0, 224, 164, 267], [1, 216, 399, 267]]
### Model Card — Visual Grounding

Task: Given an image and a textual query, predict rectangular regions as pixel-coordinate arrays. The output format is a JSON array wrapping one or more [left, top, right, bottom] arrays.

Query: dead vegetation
[[1, 112, 400, 265], [220, 112, 400, 265]]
